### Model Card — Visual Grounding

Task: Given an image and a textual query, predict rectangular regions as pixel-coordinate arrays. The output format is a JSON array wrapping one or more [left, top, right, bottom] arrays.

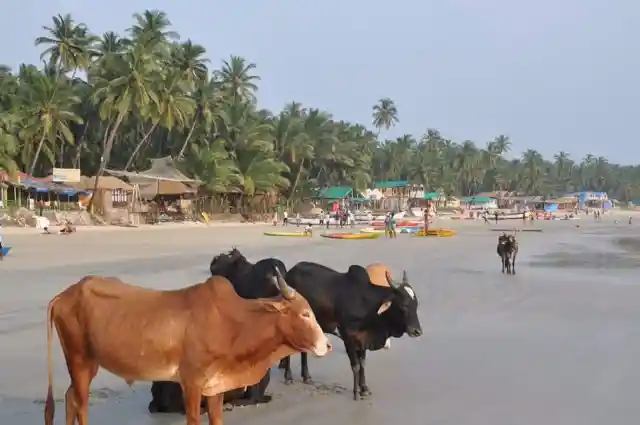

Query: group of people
[[273, 208, 357, 229]]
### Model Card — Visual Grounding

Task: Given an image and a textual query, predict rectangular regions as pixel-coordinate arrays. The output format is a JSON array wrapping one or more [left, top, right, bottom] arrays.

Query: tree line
[[0, 10, 639, 204]]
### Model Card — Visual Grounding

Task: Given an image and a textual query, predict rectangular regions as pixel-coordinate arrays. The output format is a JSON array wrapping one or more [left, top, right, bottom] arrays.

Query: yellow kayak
[[322, 232, 381, 240], [413, 228, 457, 237], [359, 227, 386, 234], [264, 231, 310, 237]]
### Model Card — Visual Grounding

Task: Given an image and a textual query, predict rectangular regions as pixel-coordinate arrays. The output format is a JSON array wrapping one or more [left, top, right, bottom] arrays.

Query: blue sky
[[2, 0, 638, 164]]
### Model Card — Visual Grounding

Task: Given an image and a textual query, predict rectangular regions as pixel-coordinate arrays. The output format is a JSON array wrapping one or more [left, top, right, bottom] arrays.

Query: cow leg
[[356, 349, 371, 398], [501, 255, 506, 273], [512, 252, 517, 275], [343, 338, 361, 400], [181, 384, 204, 425], [244, 377, 273, 404], [280, 356, 294, 384], [204, 394, 223, 425], [65, 361, 98, 425], [301, 352, 312, 383]]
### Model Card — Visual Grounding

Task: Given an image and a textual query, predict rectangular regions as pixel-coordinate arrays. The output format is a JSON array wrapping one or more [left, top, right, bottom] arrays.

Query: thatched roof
[[69, 175, 133, 191], [138, 180, 197, 199], [106, 156, 201, 184]]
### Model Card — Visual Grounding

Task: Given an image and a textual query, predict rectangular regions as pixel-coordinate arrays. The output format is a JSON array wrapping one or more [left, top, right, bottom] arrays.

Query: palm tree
[[216, 56, 260, 102], [88, 42, 158, 206], [123, 70, 194, 170], [0, 112, 19, 174], [372, 98, 399, 136], [177, 76, 222, 159], [128, 10, 179, 49], [18, 72, 83, 174], [35, 14, 92, 77]]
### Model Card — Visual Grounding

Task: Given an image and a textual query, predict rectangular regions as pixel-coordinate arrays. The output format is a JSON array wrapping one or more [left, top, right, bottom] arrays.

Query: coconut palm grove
[[1, 10, 639, 203]]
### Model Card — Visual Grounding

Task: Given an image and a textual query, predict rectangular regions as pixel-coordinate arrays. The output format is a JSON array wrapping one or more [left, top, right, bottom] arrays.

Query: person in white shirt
[[304, 223, 313, 236], [283, 210, 289, 226]]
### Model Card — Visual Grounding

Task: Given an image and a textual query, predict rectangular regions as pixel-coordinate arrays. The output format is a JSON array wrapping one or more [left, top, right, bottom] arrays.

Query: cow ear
[[261, 301, 286, 313], [377, 300, 392, 315]]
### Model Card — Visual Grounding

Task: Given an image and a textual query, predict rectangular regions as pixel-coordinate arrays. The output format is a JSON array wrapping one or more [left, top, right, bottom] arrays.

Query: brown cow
[[44, 269, 331, 425]]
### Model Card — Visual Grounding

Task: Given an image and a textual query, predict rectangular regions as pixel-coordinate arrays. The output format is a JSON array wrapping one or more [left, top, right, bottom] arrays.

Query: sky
[[2, 0, 639, 164]]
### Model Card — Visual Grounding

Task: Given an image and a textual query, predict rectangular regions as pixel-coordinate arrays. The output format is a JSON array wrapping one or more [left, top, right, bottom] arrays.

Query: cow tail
[[44, 295, 59, 425]]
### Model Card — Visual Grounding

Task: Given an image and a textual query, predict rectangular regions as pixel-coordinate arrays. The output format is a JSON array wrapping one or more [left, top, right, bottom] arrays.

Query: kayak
[[263, 232, 310, 237], [321, 233, 381, 240], [413, 229, 456, 237], [399, 226, 422, 233], [372, 220, 422, 228], [1, 246, 11, 256], [359, 227, 386, 234]]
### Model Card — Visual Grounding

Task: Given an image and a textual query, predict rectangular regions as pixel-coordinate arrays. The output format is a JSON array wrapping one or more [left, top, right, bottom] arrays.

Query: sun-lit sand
[[2, 215, 640, 425]]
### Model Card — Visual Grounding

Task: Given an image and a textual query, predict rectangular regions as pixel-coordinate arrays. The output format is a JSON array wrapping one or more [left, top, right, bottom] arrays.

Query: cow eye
[[301, 310, 312, 319]]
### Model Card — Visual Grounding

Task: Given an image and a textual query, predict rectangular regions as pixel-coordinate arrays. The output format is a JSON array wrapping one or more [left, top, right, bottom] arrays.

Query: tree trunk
[[177, 119, 198, 159], [72, 121, 91, 169], [124, 122, 158, 171], [286, 159, 305, 202], [29, 132, 48, 176], [87, 114, 125, 211]]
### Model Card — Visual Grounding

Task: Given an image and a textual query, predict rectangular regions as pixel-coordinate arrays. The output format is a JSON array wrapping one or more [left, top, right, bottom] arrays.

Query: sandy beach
[[1, 215, 640, 425]]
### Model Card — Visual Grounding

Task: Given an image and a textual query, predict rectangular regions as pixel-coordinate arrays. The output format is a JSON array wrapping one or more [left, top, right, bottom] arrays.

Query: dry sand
[[1, 216, 640, 425]]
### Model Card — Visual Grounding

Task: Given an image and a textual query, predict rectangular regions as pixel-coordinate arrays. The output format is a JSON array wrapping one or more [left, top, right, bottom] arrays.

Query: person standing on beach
[[388, 212, 397, 238]]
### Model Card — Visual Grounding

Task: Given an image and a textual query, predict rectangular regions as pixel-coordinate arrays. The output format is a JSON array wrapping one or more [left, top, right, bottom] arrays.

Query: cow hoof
[[359, 387, 372, 398], [284, 377, 294, 385], [257, 394, 273, 403], [302, 377, 313, 384], [223, 403, 234, 412]]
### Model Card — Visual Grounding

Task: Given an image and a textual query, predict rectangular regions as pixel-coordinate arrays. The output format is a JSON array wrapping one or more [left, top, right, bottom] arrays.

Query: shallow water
[[2, 219, 640, 425]]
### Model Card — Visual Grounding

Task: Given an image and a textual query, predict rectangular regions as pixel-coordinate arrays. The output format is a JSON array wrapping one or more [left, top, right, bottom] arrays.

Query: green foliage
[[0, 10, 638, 202]]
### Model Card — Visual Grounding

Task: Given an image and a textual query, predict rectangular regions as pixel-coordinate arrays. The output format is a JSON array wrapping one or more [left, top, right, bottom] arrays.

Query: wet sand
[[2, 218, 640, 425]]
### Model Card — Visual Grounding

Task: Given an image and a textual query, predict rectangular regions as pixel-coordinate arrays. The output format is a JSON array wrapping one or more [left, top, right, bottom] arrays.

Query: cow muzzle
[[408, 327, 422, 338], [311, 334, 332, 357]]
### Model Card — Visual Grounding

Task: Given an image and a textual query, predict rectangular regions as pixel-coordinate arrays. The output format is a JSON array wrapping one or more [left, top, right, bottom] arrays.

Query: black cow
[[278, 262, 422, 400], [148, 377, 270, 414], [497, 233, 518, 274], [148, 248, 285, 414]]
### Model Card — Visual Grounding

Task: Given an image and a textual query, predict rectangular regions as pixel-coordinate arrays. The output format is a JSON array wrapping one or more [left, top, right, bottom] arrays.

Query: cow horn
[[402, 270, 408, 285], [385, 270, 400, 289], [274, 266, 295, 300]]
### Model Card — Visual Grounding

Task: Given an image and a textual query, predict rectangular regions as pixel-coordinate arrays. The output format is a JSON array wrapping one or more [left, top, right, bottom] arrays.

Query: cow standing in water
[[43, 271, 330, 425], [278, 262, 421, 400], [149, 249, 287, 414], [497, 233, 519, 274]]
